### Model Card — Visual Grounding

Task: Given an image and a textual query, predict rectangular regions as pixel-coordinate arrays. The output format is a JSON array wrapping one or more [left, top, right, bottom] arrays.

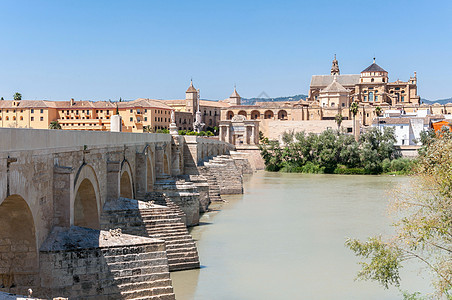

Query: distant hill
[[241, 94, 308, 105], [421, 98, 452, 105]]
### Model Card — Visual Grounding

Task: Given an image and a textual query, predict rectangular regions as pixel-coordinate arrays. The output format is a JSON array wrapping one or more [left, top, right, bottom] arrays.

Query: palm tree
[[13, 92, 22, 100], [375, 106, 382, 117], [143, 125, 153, 133], [350, 101, 359, 141], [49, 120, 61, 129], [334, 113, 343, 131]]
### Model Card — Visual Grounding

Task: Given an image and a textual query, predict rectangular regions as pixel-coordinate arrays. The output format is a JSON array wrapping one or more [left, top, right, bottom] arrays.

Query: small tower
[[185, 79, 198, 113], [331, 54, 340, 75], [229, 86, 241, 105]]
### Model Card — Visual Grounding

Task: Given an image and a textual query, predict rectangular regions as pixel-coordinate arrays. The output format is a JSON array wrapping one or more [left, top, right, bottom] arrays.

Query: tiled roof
[[0, 100, 57, 108], [361, 63, 387, 73], [230, 88, 240, 98], [321, 77, 349, 93], [310, 74, 360, 88]]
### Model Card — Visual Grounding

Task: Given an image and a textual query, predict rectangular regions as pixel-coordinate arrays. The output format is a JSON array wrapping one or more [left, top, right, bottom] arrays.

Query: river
[[171, 171, 432, 299]]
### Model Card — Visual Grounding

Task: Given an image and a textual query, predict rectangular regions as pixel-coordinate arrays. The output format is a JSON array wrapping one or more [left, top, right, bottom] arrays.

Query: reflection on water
[[171, 172, 431, 300]]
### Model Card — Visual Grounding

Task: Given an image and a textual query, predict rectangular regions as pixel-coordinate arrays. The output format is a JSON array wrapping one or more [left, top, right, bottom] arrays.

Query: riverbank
[[171, 172, 432, 300]]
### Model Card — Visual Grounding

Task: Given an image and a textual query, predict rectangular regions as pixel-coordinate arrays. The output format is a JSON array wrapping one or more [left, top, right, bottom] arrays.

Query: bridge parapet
[[182, 136, 235, 175]]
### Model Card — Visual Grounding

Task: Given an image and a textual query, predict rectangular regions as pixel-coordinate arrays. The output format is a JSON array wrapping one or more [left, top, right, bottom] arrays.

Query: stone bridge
[[0, 128, 247, 299]]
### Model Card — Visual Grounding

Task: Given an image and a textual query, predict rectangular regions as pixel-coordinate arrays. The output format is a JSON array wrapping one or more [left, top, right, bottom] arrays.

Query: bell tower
[[331, 54, 340, 75], [185, 79, 198, 113]]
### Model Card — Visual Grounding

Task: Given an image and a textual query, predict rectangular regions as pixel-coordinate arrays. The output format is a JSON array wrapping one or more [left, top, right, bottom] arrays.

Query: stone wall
[[39, 226, 175, 300]]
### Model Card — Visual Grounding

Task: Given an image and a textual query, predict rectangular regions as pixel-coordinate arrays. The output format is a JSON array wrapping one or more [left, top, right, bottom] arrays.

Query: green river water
[[171, 171, 432, 300]]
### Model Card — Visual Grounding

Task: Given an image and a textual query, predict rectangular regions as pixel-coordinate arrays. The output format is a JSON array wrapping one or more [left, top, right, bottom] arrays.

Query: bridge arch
[[0, 194, 38, 293], [146, 148, 155, 192], [163, 150, 170, 175], [73, 164, 101, 230], [120, 160, 134, 199]]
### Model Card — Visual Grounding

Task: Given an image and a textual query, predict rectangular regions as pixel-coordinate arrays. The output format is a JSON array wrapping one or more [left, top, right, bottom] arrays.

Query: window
[[130, 117, 133, 122], [30, 117, 33, 121], [20, 110, 23, 113], [371, 78, 374, 82], [76, 110, 79, 115], [342, 103, 345, 107], [100, 110, 103, 113], [40, 117, 43, 121], [401, 96, 405, 102], [364, 96, 367, 101], [366, 113, 369, 117], [71, 110, 74, 113], [145, 109, 147, 113], [144, 117, 147, 121], [106, 110, 109, 115], [13, 116, 16, 120], [20, 116, 23, 121], [31, 109, 34, 113], [86, 110, 89, 115], [82, 110, 85, 113], [130, 109, 133, 113], [6, 116, 9, 120], [96, 110, 99, 113], [375, 95, 378, 101], [369, 92, 374, 102]]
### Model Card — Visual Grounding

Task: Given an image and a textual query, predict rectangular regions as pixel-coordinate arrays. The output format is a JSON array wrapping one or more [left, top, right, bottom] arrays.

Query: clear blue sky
[[0, 0, 451, 101]]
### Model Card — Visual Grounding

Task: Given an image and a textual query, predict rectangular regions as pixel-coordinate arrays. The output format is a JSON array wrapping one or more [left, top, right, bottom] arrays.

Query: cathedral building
[[309, 57, 420, 107]]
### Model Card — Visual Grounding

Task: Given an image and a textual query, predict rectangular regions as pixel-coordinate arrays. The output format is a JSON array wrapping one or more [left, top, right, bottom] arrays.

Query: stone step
[[111, 265, 169, 278], [129, 293, 176, 300], [168, 261, 200, 272], [103, 251, 167, 264], [109, 272, 170, 286], [160, 235, 193, 243], [121, 286, 174, 299], [165, 242, 196, 250], [108, 258, 168, 271], [167, 246, 198, 255], [118, 279, 172, 293]]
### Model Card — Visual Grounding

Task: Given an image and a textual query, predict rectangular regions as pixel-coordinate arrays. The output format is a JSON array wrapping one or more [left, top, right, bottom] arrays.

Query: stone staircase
[[202, 155, 243, 195], [153, 175, 200, 226], [38, 226, 176, 300], [198, 166, 222, 202], [102, 197, 200, 272]]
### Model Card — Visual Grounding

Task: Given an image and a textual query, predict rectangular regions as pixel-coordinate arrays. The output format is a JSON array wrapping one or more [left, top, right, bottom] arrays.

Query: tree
[[48, 120, 61, 129], [0, 97, 4, 100], [13, 92, 22, 100], [350, 101, 359, 141], [335, 113, 343, 130], [143, 125, 153, 133], [375, 106, 382, 117], [346, 133, 452, 298]]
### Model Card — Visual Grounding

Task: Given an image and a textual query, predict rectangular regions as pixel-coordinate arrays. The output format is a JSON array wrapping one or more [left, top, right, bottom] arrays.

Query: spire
[[331, 54, 340, 75], [186, 79, 197, 93]]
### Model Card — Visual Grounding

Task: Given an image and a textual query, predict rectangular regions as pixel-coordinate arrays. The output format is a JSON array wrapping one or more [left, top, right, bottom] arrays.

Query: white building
[[373, 109, 442, 146]]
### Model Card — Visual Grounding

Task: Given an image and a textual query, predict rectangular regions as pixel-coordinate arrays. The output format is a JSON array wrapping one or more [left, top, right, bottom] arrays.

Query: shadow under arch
[[163, 148, 170, 175], [146, 148, 155, 192], [120, 160, 134, 199], [73, 164, 101, 230], [0, 194, 38, 294]]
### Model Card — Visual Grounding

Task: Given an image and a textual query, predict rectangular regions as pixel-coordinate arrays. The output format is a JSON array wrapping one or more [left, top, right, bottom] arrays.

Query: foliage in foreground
[[346, 132, 452, 298], [259, 127, 410, 174]]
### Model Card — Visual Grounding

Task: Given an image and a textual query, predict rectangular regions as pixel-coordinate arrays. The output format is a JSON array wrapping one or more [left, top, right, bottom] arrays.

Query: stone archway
[[146, 154, 154, 192], [264, 110, 274, 119], [73, 164, 101, 230], [163, 152, 169, 175], [226, 111, 234, 120], [238, 110, 247, 118], [120, 161, 134, 199], [0, 194, 38, 295], [250, 110, 260, 119], [74, 178, 100, 230], [278, 110, 288, 120]]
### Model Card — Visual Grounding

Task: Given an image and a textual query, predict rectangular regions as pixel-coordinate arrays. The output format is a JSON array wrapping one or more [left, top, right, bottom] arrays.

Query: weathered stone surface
[[38, 226, 175, 300], [101, 197, 200, 272]]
